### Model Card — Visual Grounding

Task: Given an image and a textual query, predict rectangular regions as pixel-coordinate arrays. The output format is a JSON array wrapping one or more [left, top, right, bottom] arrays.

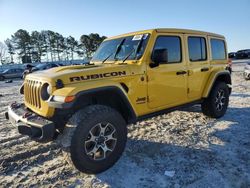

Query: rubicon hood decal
[[69, 71, 126, 82]]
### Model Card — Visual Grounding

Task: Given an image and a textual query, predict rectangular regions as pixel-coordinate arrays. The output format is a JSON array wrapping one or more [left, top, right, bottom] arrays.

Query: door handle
[[201, 67, 209, 72], [176, 71, 187, 75]]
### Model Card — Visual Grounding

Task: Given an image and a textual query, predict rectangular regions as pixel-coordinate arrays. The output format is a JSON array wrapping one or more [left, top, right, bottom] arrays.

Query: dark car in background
[[228, 52, 236, 58], [236, 49, 250, 59], [22, 62, 64, 79], [0, 68, 24, 81], [31, 62, 63, 72]]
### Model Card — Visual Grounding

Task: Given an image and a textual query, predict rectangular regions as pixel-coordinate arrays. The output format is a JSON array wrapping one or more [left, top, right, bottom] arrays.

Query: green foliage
[[79, 33, 107, 58], [3, 29, 107, 63], [12, 29, 31, 56], [5, 39, 15, 62], [66, 36, 78, 60], [31, 31, 46, 62]]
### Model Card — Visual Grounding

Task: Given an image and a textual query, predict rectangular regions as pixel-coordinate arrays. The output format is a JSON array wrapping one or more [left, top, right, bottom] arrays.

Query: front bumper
[[5, 103, 55, 142]]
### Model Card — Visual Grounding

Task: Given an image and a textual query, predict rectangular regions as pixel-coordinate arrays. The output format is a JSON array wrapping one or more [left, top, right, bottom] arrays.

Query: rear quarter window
[[210, 39, 226, 60]]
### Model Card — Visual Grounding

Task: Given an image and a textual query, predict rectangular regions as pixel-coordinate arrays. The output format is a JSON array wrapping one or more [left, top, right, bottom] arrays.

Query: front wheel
[[201, 82, 229, 118], [57, 105, 127, 174], [244, 73, 250, 80]]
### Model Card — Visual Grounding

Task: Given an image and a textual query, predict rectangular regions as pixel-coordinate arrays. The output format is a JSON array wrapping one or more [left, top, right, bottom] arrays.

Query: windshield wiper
[[101, 52, 113, 64], [122, 49, 135, 63], [122, 38, 144, 63], [102, 38, 125, 64]]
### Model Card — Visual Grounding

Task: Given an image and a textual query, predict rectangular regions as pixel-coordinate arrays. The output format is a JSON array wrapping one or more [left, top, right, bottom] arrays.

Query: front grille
[[24, 79, 42, 109]]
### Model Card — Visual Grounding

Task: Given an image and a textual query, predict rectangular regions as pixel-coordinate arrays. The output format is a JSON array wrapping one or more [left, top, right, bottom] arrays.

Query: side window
[[210, 39, 226, 60], [188, 37, 207, 61], [153, 36, 182, 63], [46, 65, 51, 69], [51, 64, 58, 68]]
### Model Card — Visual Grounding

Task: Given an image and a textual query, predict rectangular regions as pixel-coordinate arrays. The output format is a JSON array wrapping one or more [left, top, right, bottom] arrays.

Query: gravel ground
[[0, 64, 249, 188]]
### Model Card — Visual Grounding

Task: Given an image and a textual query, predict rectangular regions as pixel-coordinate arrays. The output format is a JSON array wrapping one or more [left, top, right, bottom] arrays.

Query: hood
[[26, 64, 135, 86]]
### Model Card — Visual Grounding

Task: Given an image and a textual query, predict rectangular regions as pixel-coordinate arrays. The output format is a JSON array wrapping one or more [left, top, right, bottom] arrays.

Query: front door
[[147, 34, 188, 109]]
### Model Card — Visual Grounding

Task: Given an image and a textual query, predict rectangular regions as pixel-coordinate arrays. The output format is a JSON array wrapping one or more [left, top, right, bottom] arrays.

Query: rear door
[[147, 33, 188, 109], [185, 34, 211, 100]]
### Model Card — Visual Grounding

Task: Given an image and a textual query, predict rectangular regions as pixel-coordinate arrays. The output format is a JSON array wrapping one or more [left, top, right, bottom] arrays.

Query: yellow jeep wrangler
[[5, 28, 231, 174]]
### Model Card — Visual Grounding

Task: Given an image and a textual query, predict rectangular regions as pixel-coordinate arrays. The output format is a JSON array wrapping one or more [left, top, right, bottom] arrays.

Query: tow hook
[[22, 112, 32, 119], [11, 102, 21, 109], [11, 102, 17, 108]]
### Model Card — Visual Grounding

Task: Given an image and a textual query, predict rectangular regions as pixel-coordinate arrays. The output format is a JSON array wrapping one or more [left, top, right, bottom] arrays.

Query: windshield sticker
[[143, 34, 148, 40], [132, 34, 143, 41]]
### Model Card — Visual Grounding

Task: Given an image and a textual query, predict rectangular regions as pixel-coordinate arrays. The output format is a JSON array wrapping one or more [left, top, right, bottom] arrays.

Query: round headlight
[[47, 84, 52, 95], [41, 83, 51, 101]]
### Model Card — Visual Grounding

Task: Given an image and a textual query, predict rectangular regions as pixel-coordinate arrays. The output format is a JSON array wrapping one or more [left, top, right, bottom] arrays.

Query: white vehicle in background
[[244, 63, 250, 80]]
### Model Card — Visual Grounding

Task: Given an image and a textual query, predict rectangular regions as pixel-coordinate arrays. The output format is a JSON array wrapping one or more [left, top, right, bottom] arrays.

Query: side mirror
[[150, 49, 168, 68]]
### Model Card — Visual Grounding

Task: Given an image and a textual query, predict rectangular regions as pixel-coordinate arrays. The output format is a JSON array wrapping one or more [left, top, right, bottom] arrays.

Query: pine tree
[[79, 33, 106, 58], [5, 39, 15, 63], [11, 29, 31, 58], [31, 31, 46, 62], [66, 36, 78, 60]]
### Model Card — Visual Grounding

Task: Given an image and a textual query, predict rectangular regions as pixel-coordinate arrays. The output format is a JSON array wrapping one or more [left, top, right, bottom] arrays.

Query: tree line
[[0, 29, 107, 64]]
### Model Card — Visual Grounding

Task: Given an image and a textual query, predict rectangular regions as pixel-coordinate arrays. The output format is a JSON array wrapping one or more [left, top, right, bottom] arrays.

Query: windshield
[[91, 34, 150, 62]]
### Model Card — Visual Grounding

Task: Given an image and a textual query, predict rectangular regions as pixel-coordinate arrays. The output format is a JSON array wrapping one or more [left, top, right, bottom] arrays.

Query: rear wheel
[[57, 105, 127, 174], [201, 82, 229, 118]]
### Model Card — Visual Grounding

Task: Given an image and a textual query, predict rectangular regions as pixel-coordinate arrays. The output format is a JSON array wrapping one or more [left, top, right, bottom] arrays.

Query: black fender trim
[[49, 86, 137, 124], [206, 71, 232, 97]]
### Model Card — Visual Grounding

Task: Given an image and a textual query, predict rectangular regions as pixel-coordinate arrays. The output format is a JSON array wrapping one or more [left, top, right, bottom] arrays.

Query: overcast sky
[[0, 0, 249, 52]]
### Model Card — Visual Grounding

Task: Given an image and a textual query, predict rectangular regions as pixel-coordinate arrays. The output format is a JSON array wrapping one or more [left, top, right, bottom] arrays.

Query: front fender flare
[[49, 86, 137, 123]]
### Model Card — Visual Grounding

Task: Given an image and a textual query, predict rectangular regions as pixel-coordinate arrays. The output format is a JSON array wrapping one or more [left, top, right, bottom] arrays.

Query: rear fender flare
[[202, 71, 231, 98]]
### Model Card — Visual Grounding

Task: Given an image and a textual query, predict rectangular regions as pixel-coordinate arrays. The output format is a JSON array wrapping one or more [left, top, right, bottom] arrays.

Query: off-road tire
[[201, 81, 229, 118], [244, 73, 250, 80], [57, 105, 127, 174]]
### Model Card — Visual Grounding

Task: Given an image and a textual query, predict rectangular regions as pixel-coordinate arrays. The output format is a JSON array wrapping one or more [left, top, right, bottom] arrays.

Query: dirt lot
[[0, 63, 249, 188]]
